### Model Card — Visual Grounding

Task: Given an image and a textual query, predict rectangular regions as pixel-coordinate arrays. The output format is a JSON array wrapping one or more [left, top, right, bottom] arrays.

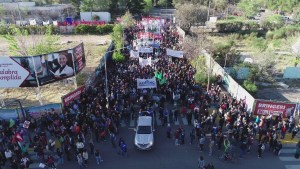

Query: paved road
[[17, 111, 299, 169]]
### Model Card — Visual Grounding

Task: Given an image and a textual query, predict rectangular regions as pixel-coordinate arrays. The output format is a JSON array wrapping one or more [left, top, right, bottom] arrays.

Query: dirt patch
[[0, 35, 111, 107]]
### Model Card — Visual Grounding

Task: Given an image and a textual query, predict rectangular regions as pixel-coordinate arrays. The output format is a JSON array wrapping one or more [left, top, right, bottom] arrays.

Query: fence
[[202, 50, 255, 113]]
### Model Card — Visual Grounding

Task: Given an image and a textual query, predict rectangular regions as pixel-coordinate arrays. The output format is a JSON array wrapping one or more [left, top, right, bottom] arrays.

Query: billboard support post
[[32, 56, 43, 105]]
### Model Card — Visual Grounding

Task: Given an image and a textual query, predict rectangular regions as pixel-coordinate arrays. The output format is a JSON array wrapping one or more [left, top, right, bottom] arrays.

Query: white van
[[134, 111, 154, 150]]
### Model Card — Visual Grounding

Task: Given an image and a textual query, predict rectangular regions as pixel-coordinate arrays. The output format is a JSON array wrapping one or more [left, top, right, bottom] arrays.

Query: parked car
[[134, 111, 154, 150]]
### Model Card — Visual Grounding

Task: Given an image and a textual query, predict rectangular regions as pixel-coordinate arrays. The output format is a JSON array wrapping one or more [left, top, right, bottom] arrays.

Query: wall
[[80, 12, 111, 23], [202, 50, 255, 113], [283, 67, 300, 79]]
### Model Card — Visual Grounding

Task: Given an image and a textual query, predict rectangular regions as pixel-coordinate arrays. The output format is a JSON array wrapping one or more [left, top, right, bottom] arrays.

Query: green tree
[[144, 0, 153, 13], [121, 11, 135, 28], [80, 0, 112, 12], [1, 26, 60, 56], [293, 9, 300, 23], [237, 0, 261, 17], [69, 0, 81, 15], [126, 0, 146, 15], [266, 0, 299, 13], [260, 14, 284, 30], [175, 3, 208, 33]]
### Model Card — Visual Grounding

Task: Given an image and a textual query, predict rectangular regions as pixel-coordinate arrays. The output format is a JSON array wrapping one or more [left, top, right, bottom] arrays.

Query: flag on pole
[[9, 119, 15, 128]]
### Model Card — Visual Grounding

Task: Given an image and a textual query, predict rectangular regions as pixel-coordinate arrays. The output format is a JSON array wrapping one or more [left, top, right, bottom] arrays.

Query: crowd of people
[[0, 17, 299, 169]]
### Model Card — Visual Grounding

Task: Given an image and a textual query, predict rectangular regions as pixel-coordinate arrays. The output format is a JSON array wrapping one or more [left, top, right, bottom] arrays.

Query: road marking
[[181, 116, 188, 125], [284, 144, 296, 148], [280, 149, 296, 154], [285, 165, 300, 169], [279, 157, 300, 162]]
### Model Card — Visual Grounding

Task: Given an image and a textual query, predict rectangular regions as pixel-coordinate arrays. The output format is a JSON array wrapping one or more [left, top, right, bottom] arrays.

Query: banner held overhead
[[137, 78, 157, 89]]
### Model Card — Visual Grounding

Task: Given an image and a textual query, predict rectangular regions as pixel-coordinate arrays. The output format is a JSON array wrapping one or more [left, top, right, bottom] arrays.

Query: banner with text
[[253, 100, 296, 118], [166, 49, 184, 58], [138, 47, 153, 53], [72, 43, 86, 74], [0, 57, 31, 88], [137, 78, 157, 89], [139, 57, 152, 67], [0, 43, 85, 88], [61, 86, 85, 107], [130, 50, 140, 58]]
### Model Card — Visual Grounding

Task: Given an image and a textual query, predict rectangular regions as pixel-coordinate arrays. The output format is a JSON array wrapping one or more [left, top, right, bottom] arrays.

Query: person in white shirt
[[5, 149, 13, 163], [54, 52, 74, 79]]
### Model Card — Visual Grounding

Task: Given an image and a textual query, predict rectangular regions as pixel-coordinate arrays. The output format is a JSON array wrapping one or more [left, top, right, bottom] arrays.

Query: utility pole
[[207, 0, 211, 22], [207, 52, 212, 92]]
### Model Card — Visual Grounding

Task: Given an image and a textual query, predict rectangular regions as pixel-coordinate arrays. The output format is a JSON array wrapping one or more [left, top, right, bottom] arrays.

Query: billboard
[[72, 43, 86, 74], [61, 86, 85, 107], [22, 103, 62, 119], [253, 100, 296, 118], [0, 57, 31, 88], [0, 43, 85, 88], [35, 49, 75, 85]]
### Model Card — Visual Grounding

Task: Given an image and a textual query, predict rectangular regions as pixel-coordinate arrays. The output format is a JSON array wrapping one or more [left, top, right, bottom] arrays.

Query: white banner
[[137, 78, 157, 89], [138, 47, 153, 53], [166, 49, 184, 58], [0, 57, 30, 88], [139, 57, 152, 67], [130, 50, 139, 58]]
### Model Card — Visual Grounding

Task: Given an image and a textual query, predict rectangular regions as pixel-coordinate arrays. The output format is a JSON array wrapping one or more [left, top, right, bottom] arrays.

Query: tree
[[293, 9, 300, 23], [69, 0, 81, 16], [1, 26, 60, 56], [80, 0, 112, 12], [175, 3, 208, 33], [237, 0, 261, 18], [126, 0, 146, 15], [121, 11, 135, 28], [260, 14, 284, 30], [144, 0, 153, 13], [266, 0, 299, 13]]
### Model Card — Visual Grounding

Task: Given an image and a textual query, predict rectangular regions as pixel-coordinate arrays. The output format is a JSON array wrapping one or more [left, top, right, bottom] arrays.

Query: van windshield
[[137, 126, 152, 134]]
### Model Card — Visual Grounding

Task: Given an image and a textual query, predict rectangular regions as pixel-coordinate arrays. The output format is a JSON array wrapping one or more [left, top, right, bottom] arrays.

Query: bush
[[75, 24, 114, 34], [112, 51, 125, 62], [243, 80, 258, 94], [101, 24, 114, 34], [0, 25, 59, 35], [216, 20, 244, 33], [265, 31, 274, 40], [195, 72, 207, 85], [273, 28, 286, 39]]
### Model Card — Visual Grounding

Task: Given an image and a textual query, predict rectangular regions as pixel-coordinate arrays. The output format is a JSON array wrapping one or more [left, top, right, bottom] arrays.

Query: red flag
[[14, 133, 23, 142]]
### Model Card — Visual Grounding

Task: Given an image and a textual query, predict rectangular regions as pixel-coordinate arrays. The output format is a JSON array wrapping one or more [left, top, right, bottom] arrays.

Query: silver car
[[134, 112, 154, 150]]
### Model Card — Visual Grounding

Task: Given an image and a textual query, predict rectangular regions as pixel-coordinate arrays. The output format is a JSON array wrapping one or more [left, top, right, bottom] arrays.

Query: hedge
[[74, 24, 114, 35], [0, 25, 59, 35]]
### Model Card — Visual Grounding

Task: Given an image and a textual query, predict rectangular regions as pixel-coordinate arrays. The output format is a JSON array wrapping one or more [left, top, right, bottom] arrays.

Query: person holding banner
[[53, 52, 74, 79]]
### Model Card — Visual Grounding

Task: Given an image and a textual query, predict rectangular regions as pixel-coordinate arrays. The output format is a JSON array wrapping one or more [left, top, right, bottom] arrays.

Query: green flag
[[9, 119, 15, 128], [155, 71, 163, 80], [159, 77, 167, 85]]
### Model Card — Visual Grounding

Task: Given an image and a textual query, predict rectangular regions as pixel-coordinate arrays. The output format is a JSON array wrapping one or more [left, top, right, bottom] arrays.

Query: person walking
[[56, 148, 64, 165], [199, 135, 205, 152], [190, 128, 195, 144], [110, 132, 117, 148], [209, 138, 215, 156], [258, 141, 265, 158], [198, 156, 205, 169], [82, 149, 89, 166], [77, 153, 84, 169], [95, 149, 103, 165], [166, 123, 172, 139]]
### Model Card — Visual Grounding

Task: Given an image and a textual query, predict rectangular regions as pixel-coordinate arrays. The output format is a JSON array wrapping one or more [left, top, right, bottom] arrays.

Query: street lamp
[[103, 46, 129, 108]]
